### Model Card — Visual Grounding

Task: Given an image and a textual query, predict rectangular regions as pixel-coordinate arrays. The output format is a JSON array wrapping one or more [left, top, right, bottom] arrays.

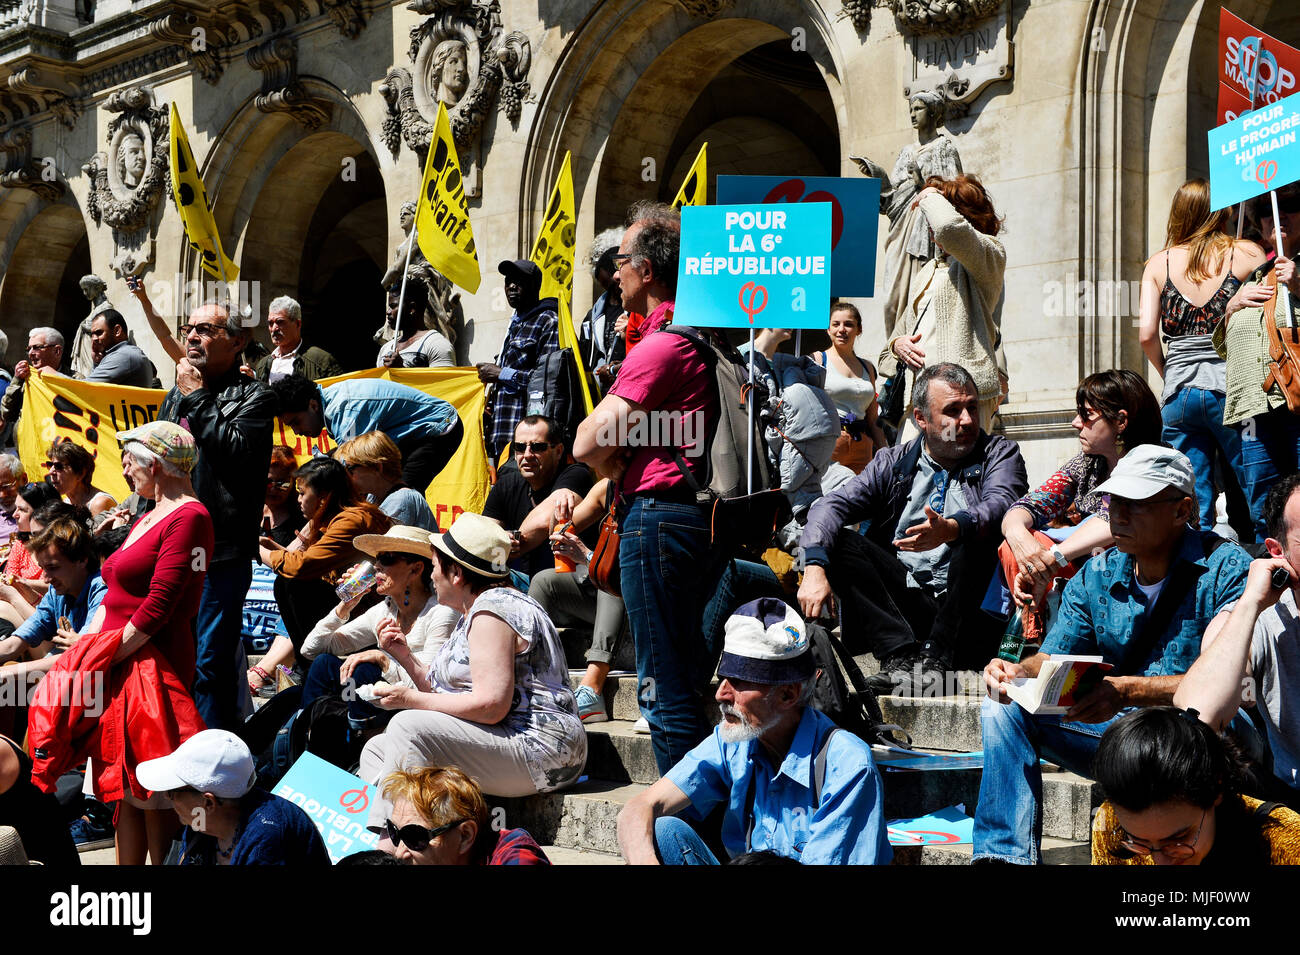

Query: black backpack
[[806, 620, 911, 748], [526, 347, 586, 446]]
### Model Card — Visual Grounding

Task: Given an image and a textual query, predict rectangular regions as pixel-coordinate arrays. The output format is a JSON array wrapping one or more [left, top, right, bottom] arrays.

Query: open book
[[1003, 655, 1113, 716]]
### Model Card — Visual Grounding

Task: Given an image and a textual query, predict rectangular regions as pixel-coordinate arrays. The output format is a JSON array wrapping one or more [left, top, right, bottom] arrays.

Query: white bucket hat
[[430, 512, 513, 579]]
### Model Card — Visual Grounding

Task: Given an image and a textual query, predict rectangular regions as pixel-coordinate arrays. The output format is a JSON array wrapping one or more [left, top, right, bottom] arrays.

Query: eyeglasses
[[374, 552, 409, 567], [1117, 807, 1208, 860], [384, 818, 464, 852], [611, 253, 634, 267], [266, 479, 293, 491], [179, 323, 228, 339], [514, 441, 553, 455], [28, 342, 57, 351]]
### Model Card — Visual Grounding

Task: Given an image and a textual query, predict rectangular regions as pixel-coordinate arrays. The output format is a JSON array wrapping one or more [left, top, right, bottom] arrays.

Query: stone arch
[[1075, 0, 1292, 376], [0, 195, 92, 365], [198, 80, 391, 370], [521, 0, 849, 315]]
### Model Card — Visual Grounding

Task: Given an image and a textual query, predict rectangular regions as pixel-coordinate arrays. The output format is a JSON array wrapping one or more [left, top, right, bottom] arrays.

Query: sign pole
[[795, 329, 802, 357], [1270, 189, 1294, 326], [747, 328, 755, 496]]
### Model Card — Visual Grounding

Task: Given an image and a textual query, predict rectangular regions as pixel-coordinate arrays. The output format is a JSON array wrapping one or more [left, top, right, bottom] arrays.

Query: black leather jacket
[[158, 368, 276, 564]]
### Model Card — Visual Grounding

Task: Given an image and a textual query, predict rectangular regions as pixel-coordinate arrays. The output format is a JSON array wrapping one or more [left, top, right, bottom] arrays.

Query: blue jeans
[[619, 497, 724, 776], [1241, 407, 1300, 541], [1161, 387, 1261, 540], [971, 697, 1126, 864], [654, 816, 720, 865], [300, 653, 387, 724], [194, 560, 253, 732]]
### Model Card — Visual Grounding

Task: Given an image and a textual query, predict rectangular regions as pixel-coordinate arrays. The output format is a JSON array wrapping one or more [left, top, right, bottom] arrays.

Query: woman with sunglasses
[[358, 513, 586, 832], [1092, 707, 1300, 865], [252, 457, 390, 692], [0, 481, 60, 627], [261, 446, 305, 548], [379, 765, 548, 864], [45, 441, 116, 519], [296, 525, 459, 729]]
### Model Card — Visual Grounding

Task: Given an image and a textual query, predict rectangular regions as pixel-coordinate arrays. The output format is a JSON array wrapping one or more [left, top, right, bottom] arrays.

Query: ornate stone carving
[[381, 0, 532, 193], [6, 67, 80, 129], [674, 0, 733, 17], [81, 87, 170, 276], [900, 0, 1013, 113], [322, 0, 367, 37], [70, 274, 113, 379], [890, 0, 1002, 34], [0, 124, 64, 200], [247, 35, 332, 128], [839, 0, 874, 31], [149, 10, 226, 85]]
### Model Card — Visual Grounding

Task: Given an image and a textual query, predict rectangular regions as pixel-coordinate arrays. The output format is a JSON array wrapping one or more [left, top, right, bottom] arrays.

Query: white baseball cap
[[136, 729, 257, 799], [1093, 444, 1196, 501]]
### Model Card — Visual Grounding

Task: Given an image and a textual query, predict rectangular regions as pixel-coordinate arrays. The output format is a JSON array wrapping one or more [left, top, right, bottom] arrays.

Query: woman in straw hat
[[297, 525, 460, 723], [358, 513, 586, 831]]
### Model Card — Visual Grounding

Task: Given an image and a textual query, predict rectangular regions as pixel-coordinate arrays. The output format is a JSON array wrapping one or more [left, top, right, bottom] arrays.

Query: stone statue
[[852, 88, 962, 377], [71, 274, 113, 378], [377, 200, 461, 353], [431, 38, 471, 106], [117, 131, 147, 190]]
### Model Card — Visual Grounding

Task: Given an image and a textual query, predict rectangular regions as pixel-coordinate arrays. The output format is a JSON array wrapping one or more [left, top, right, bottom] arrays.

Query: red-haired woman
[[886, 175, 1007, 437], [1138, 178, 1268, 536]]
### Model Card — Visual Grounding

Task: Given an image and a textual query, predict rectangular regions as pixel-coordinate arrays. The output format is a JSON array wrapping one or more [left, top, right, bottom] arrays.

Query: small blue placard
[[677, 203, 832, 330], [1208, 90, 1300, 210], [276, 751, 381, 864], [716, 175, 880, 297]]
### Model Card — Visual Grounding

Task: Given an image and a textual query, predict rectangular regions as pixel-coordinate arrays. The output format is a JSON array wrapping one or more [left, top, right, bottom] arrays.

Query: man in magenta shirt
[[576, 207, 734, 774]]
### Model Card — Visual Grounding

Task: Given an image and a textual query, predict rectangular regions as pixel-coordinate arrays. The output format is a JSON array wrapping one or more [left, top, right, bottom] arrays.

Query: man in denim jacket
[[972, 445, 1250, 864], [799, 362, 1028, 692]]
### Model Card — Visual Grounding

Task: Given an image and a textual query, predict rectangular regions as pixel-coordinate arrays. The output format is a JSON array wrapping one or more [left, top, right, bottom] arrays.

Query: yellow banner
[[529, 150, 576, 305], [169, 103, 239, 282], [16, 368, 490, 529], [671, 142, 708, 209], [415, 102, 481, 293], [557, 297, 595, 416]]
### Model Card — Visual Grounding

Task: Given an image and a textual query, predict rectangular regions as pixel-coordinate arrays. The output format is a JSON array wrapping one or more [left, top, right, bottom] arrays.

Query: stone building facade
[[0, 0, 1296, 479]]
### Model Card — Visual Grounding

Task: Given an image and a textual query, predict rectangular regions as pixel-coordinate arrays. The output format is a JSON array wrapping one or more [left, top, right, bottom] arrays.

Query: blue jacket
[[800, 431, 1028, 567]]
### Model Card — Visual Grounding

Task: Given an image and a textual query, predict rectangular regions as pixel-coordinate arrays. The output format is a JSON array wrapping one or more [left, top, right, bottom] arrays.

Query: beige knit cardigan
[[882, 192, 1007, 402]]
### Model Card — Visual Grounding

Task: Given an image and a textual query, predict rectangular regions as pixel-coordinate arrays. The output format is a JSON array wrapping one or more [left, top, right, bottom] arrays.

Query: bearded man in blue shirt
[[617, 598, 892, 865]]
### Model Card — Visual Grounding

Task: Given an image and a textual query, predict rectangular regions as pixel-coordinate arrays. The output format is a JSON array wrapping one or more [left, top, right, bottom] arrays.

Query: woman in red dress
[[92, 421, 214, 865]]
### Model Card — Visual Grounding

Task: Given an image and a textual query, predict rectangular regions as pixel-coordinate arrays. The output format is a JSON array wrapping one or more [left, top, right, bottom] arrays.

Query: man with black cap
[[616, 598, 892, 865], [478, 259, 559, 459]]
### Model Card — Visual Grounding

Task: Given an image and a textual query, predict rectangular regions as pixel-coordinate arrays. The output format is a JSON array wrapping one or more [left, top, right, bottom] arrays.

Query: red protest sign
[[1219, 8, 1300, 107], [1217, 81, 1256, 125]]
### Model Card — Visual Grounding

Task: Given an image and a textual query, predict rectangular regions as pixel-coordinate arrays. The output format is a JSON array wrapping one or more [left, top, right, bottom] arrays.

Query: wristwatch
[[1049, 546, 1069, 568]]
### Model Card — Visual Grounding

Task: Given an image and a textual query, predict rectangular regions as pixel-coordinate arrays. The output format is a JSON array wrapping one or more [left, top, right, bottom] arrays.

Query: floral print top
[[1009, 453, 1110, 530], [427, 587, 586, 792]]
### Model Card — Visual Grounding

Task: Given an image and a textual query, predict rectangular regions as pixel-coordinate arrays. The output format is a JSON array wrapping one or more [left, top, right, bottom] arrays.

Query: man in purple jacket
[[798, 363, 1028, 694]]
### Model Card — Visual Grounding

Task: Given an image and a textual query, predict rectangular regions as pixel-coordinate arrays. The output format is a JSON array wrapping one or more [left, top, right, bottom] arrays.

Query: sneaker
[[632, 716, 651, 734], [70, 813, 114, 853], [574, 685, 608, 724], [864, 649, 918, 695]]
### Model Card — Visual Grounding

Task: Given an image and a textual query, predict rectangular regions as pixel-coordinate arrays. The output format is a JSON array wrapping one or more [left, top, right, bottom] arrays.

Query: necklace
[[216, 817, 243, 861]]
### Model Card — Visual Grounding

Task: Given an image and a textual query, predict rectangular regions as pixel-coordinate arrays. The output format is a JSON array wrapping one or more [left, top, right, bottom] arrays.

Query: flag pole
[[394, 224, 419, 339], [795, 329, 802, 357]]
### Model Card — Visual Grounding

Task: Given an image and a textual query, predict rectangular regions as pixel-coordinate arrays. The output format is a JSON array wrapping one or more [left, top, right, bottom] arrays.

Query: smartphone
[[1272, 566, 1292, 590], [125, 274, 141, 292]]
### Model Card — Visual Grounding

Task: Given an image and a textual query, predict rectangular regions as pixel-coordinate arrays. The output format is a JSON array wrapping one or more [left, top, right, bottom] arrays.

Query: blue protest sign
[[276, 751, 381, 864], [716, 175, 880, 296], [677, 203, 832, 330], [1208, 90, 1300, 210]]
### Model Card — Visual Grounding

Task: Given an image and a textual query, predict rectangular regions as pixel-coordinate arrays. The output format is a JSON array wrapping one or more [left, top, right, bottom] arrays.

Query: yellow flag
[[557, 296, 595, 415], [168, 104, 238, 282], [529, 151, 576, 304], [671, 142, 708, 209], [415, 102, 481, 293]]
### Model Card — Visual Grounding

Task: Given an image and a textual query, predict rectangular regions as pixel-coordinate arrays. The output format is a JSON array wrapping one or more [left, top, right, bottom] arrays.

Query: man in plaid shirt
[[477, 259, 559, 458]]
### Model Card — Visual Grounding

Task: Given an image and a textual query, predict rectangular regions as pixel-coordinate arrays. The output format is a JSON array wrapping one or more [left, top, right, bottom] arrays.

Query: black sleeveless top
[[1161, 248, 1243, 338], [0, 735, 79, 865]]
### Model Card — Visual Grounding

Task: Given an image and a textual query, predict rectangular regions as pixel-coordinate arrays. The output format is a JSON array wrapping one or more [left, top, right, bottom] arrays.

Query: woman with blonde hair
[[1138, 178, 1268, 536], [336, 430, 437, 532]]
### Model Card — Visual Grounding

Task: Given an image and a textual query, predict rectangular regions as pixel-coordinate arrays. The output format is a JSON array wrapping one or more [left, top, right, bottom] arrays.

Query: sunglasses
[[43, 461, 68, 472], [179, 322, 228, 339], [514, 441, 554, 455], [374, 552, 411, 567], [384, 818, 464, 852]]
